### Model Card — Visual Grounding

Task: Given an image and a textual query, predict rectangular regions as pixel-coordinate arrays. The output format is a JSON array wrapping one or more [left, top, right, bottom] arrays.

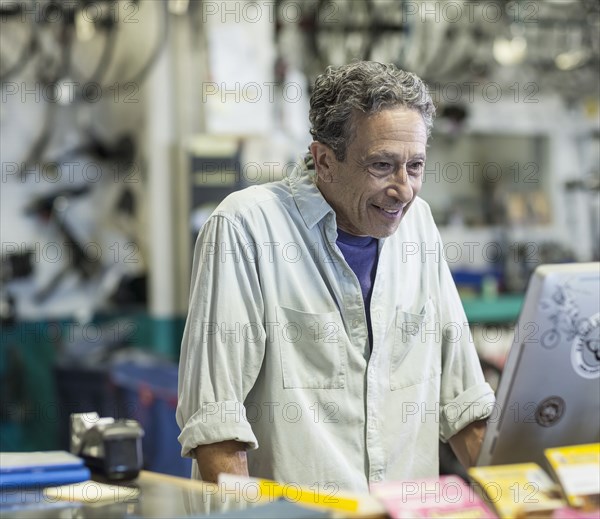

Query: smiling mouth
[[372, 204, 403, 216]]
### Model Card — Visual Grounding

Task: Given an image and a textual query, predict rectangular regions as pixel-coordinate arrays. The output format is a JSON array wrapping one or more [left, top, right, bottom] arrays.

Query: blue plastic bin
[[110, 359, 191, 477]]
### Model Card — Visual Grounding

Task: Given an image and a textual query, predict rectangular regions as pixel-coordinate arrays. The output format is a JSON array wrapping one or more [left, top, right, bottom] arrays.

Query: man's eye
[[408, 162, 424, 175], [371, 162, 393, 172]]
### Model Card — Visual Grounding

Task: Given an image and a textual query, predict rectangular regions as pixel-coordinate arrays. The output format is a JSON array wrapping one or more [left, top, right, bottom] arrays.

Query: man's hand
[[194, 440, 249, 484], [448, 419, 487, 469]]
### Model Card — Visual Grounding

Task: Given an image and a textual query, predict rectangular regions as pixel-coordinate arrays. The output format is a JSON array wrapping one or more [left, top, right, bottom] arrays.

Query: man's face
[[312, 107, 427, 238]]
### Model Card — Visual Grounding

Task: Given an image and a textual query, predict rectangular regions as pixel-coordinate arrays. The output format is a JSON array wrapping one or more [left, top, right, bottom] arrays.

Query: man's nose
[[385, 167, 413, 203]]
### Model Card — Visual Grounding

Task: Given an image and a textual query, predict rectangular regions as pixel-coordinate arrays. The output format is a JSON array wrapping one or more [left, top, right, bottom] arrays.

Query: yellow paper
[[545, 443, 600, 507], [217, 474, 359, 513], [469, 463, 563, 518]]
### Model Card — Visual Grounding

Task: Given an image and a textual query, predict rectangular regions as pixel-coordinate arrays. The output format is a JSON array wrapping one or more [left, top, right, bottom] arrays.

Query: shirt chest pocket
[[390, 300, 441, 390], [276, 306, 347, 389]]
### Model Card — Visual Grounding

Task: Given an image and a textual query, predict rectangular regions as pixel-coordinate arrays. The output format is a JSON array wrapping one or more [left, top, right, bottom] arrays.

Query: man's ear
[[310, 141, 337, 183]]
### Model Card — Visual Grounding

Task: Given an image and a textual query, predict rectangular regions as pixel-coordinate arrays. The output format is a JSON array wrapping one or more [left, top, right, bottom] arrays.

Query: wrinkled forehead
[[347, 107, 428, 151]]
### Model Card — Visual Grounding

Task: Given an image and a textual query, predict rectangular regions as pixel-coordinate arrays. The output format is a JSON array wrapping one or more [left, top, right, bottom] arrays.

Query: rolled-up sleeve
[[177, 214, 265, 457], [436, 244, 496, 442]]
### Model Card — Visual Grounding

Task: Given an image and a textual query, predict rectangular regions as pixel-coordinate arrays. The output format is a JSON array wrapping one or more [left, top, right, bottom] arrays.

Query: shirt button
[[352, 318, 360, 327]]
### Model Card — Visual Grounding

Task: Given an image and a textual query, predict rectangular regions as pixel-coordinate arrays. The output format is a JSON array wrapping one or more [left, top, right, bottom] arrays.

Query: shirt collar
[[288, 153, 335, 230]]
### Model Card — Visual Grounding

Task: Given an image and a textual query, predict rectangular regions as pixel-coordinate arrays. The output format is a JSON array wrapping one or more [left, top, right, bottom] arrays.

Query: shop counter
[[3, 471, 386, 518]]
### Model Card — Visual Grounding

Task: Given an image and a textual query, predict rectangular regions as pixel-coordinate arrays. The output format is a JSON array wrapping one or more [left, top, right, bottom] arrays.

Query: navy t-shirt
[[336, 228, 379, 347]]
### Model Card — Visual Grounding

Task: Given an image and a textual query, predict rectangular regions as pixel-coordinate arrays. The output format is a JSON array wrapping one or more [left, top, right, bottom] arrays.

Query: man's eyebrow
[[365, 151, 427, 161], [364, 151, 401, 161]]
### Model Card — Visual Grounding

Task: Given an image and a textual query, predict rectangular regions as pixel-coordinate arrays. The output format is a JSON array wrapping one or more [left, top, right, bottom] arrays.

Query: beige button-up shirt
[[177, 159, 495, 493]]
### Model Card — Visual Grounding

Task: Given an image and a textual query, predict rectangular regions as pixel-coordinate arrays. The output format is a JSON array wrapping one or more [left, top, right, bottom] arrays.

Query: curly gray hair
[[309, 61, 435, 161]]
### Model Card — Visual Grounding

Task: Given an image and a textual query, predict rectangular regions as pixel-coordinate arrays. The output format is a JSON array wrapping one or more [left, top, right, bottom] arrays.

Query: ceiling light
[[555, 49, 589, 71], [493, 36, 527, 66]]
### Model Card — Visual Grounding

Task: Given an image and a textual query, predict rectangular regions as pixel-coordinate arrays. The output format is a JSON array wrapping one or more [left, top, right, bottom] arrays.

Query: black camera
[[70, 412, 144, 480]]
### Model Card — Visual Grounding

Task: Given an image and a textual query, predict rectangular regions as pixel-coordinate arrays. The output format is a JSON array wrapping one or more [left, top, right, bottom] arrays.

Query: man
[[177, 61, 495, 492]]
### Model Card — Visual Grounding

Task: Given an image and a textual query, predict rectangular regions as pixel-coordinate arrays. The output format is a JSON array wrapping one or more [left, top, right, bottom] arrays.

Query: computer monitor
[[477, 262, 600, 468]]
